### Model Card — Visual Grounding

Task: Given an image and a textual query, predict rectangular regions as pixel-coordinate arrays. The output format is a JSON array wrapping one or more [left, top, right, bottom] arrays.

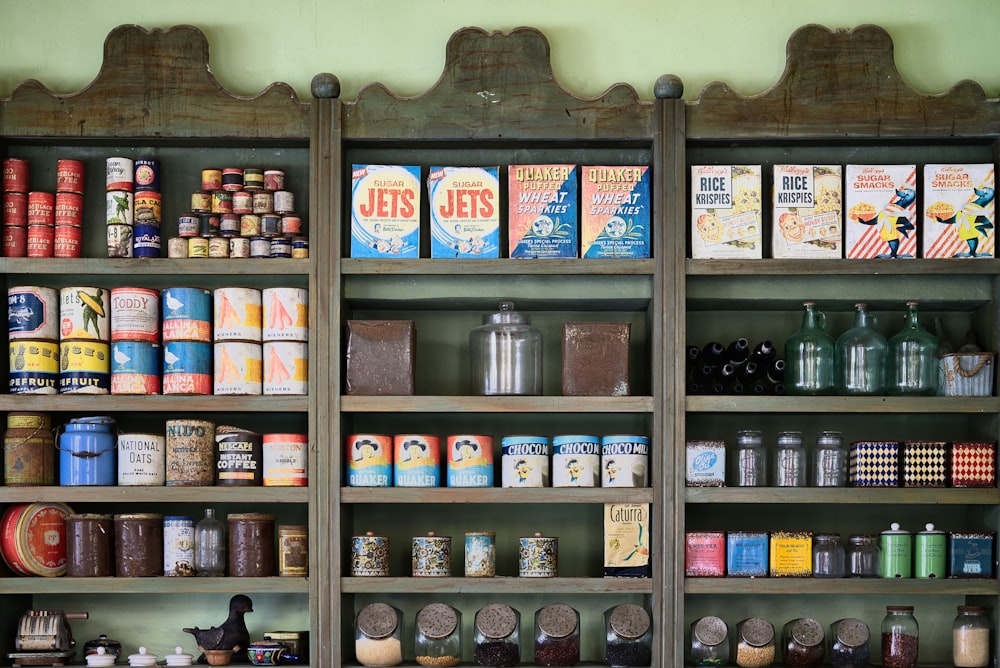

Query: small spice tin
[[949, 532, 995, 578], [727, 531, 769, 577], [393, 434, 441, 487], [902, 440, 948, 487], [685, 531, 726, 577], [346, 433, 392, 487], [602, 435, 650, 487], [769, 530, 812, 577], [686, 439, 726, 487], [412, 531, 451, 577], [880, 522, 913, 578], [351, 532, 389, 577], [278, 524, 308, 577], [227, 512, 276, 577], [849, 440, 900, 487], [519, 531, 557, 577], [951, 441, 997, 487], [447, 434, 494, 487], [163, 515, 195, 576], [551, 435, 600, 487], [501, 435, 550, 487], [465, 531, 496, 577], [915, 522, 946, 578]]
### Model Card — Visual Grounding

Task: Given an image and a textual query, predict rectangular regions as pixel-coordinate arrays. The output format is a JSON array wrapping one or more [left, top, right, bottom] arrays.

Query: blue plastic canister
[[58, 416, 117, 486]]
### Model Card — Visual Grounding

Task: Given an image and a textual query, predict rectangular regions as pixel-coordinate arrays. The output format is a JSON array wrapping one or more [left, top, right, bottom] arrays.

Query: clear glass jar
[[355, 603, 403, 667], [829, 618, 870, 668], [773, 431, 806, 487], [193, 508, 225, 576], [690, 616, 729, 666], [881, 606, 918, 668], [781, 618, 824, 667], [534, 603, 580, 667], [812, 430, 846, 487], [887, 301, 939, 396], [470, 300, 542, 396], [415, 603, 461, 667], [784, 301, 835, 395], [733, 429, 766, 486], [953, 605, 990, 667], [604, 604, 652, 667], [846, 534, 880, 577], [835, 302, 888, 395], [812, 533, 845, 578], [473, 603, 520, 667], [734, 617, 775, 667]]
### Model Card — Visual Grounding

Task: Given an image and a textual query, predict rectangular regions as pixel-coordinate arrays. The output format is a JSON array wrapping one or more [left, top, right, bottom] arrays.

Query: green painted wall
[[2, 0, 999, 102]]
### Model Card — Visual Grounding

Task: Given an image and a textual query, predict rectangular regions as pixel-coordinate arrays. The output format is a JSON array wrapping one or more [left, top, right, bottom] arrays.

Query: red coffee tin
[[4, 225, 27, 257], [27, 225, 54, 258], [53, 225, 83, 258], [263, 169, 285, 192], [27, 192, 55, 227], [4, 192, 28, 227], [3, 158, 30, 193], [54, 192, 84, 227], [56, 159, 85, 194]]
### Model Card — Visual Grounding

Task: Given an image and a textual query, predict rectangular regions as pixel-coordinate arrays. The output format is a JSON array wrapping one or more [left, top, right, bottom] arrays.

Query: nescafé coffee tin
[[215, 425, 263, 486], [412, 532, 451, 577], [519, 532, 557, 577], [351, 532, 389, 577]]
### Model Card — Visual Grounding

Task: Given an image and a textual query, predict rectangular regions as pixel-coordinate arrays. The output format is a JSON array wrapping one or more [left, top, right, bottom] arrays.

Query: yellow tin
[[9, 340, 60, 395], [769, 530, 812, 577], [59, 340, 111, 394]]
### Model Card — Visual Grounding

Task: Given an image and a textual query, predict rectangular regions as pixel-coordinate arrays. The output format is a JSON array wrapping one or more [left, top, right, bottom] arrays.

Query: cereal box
[[581, 165, 650, 258], [350, 164, 421, 258], [508, 164, 578, 258], [845, 164, 917, 259], [771, 164, 843, 258], [428, 166, 500, 258], [923, 163, 995, 258], [691, 165, 762, 258]]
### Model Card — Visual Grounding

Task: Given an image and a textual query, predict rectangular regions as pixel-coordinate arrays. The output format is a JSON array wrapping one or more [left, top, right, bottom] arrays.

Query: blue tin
[[726, 531, 769, 577], [58, 416, 117, 486], [8, 286, 58, 340], [132, 223, 161, 258], [111, 341, 160, 395], [133, 158, 160, 192], [949, 532, 995, 578], [161, 340, 212, 395], [161, 287, 212, 343], [270, 237, 292, 258]]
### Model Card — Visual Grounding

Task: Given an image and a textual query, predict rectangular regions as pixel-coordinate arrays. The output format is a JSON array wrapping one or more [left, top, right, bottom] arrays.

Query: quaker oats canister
[[501, 435, 550, 488], [552, 435, 600, 487], [393, 434, 441, 487], [346, 433, 392, 487], [447, 434, 494, 488]]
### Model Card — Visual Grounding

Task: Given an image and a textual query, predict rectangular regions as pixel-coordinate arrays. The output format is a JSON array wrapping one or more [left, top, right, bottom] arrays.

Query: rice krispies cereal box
[[923, 163, 995, 258], [581, 165, 650, 258], [508, 164, 578, 258], [691, 165, 762, 259], [845, 164, 917, 259], [351, 164, 421, 258], [428, 166, 500, 258], [771, 164, 843, 258]]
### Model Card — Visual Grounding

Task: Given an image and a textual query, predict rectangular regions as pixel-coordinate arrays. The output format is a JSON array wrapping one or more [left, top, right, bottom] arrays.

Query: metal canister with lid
[[781, 618, 824, 667], [411, 532, 451, 577], [518, 532, 557, 577], [227, 513, 275, 577], [604, 604, 653, 668], [690, 616, 729, 666], [534, 603, 580, 667], [3, 411, 54, 486], [880, 522, 912, 578], [465, 531, 496, 577], [65, 513, 114, 577], [914, 522, 946, 578], [351, 531, 389, 577], [414, 603, 461, 667]]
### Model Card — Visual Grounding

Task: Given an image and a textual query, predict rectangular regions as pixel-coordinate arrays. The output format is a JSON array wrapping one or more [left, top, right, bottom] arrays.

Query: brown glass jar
[[114, 513, 163, 577], [65, 513, 113, 577], [228, 513, 276, 576]]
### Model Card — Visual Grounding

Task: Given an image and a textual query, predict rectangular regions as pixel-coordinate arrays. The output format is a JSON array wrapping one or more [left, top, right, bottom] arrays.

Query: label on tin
[[770, 531, 813, 577], [163, 516, 195, 576], [215, 427, 262, 485], [134, 159, 159, 191], [111, 341, 161, 394], [581, 166, 651, 258], [279, 525, 308, 577], [110, 287, 159, 343], [214, 342, 263, 395], [508, 164, 578, 258], [117, 433, 166, 486], [107, 157, 134, 191], [133, 223, 161, 257], [346, 434, 392, 487], [214, 288, 263, 341], [393, 434, 441, 487], [727, 532, 769, 577], [162, 341, 212, 395], [134, 191, 162, 224], [107, 223, 134, 258], [501, 436, 550, 487], [604, 503, 651, 577], [162, 288, 212, 342], [9, 286, 58, 340], [9, 341, 59, 394], [60, 287, 110, 341], [351, 534, 389, 576], [552, 436, 600, 487], [601, 436, 649, 487], [59, 341, 110, 394], [429, 166, 500, 258], [165, 419, 215, 485], [107, 191, 133, 221], [447, 435, 494, 487], [263, 433, 308, 486], [263, 341, 308, 395], [262, 288, 308, 341]]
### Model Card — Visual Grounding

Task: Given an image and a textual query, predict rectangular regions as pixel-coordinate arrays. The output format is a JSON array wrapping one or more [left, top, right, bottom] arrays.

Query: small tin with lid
[[65, 513, 114, 577], [474, 603, 520, 667], [465, 531, 496, 577], [782, 618, 824, 667], [829, 618, 870, 668], [690, 616, 729, 666], [519, 532, 557, 577], [412, 532, 451, 577], [470, 300, 542, 396], [414, 603, 461, 667], [604, 604, 652, 667], [351, 532, 389, 577], [880, 522, 912, 578], [735, 617, 775, 668], [914, 522, 946, 578], [227, 512, 276, 577], [355, 603, 403, 667], [949, 531, 995, 577], [534, 603, 580, 667]]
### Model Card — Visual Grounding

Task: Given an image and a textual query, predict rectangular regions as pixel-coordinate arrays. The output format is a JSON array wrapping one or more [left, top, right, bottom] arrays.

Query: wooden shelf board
[[341, 487, 654, 504], [685, 577, 998, 595], [0, 576, 309, 595], [0, 486, 309, 504], [686, 395, 1000, 413], [685, 487, 1000, 504], [688, 258, 1000, 276], [341, 576, 653, 594], [0, 258, 310, 276], [0, 395, 308, 413], [340, 395, 654, 413], [342, 258, 654, 276]]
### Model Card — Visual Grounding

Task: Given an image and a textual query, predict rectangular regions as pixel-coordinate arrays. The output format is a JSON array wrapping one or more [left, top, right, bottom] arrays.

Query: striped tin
[[110, 286, 160, 343], [281, 215, 303, 236], [3, 157, 30, 193], [262, 287, 309, 341], [53, 224, 82, 258], [262, 432, 308, 486], [117, 432, 166, 486], [54, 192, 83, 227], [221, 168, 244, 191], [208, 236, 230, 258], [215, 425, 263, 485], [161, 287, 212, 343], [501, 435, 550, 488], [214, 341, 263, 395], [55, 159, 85, 194], [552, 435, 601, 487], [111, 341, 161, 395], [393, 434, 441, 487], [27, 192, 55, 226], [134, 191, 161, 225], [219, 213, 240, 236], [250, 237, 270, 257], [4, 225, 27, 257], [163, 516, 195, 576], [270, 237, 292, 258], [263, 169, 284, 191], [187, 236, 208, 258], [162, 340, 212, 395], [59, 286, 110, 341], [214, 287, 262, 342], [106, 157, 134, 191], [243, 168, 265, 191], [133, 158, 160, 192], [346, 433, 392, 487], [0, 502, 73, 577], [59, 340, 111, 394], [447, 434, 494, 488], [107, 190, 134, 225], [8, 285, 59, 341], [8, 340, 59, 394], [263, 341, 308, 395], [232, 191, 253, 214], [27, 224, 54, 258], [292, 237, 309, 259], [4, 191, 28, 226], [107, 223, 134, 258]]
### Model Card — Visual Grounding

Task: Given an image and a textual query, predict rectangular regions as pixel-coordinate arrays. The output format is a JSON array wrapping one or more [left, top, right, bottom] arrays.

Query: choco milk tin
[[501, 436, 550, 488], [552, 435, 600, 487], [601, 435, 650, 487], [447, 434, 494, 487], [393, 434, 441, 487]]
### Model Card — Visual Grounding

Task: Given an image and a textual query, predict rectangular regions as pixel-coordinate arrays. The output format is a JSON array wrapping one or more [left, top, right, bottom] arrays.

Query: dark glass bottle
[[785, 302, 835, 395], [699, 341, 726, 366], [750, 340, 776, 365], [835, 302, 887, 395], [887, 301, 939, 396], [723, 338, 750, 366]]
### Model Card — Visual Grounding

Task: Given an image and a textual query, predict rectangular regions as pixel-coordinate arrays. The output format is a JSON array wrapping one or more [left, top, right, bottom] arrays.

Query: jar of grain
[[781, 618, 824, 667], [355, 603, 403, 667], [690, 616, 729, 666], [414, 603, 461, 667], [829, 618, 870, 668], [881, 606, 918, 668], [603, 604, 652, 667], [734, 617, 775, 667], [953, 605, 990, 667], [534, 603, 579, 667], [473, 604, 520, 667]]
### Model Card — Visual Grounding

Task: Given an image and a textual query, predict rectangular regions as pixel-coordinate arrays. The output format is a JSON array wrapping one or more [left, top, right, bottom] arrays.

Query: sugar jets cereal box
[[428, 166, 500, 258], [508, 164, 578, 258], [772, 164, 843, 258], [845, 165, 917, 259], [581, 166, 650, 258], [923, 164, 995, 258], [691, 165, 762, 259], [351, 164, 421, 258]]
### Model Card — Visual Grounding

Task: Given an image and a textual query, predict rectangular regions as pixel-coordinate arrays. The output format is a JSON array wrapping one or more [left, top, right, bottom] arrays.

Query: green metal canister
[[914, 522, 946, 579], [880, 522, 912, 578]]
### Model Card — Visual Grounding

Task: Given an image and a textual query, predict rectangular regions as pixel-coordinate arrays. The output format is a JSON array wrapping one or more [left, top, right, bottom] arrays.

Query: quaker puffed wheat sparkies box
[[350, 164, 420, 258], [771, 164, 843, 258], [923, 163, 995, 258], [690, 165, 762, 259], [428, 166, 500, 258], [581, 166, 650, 258], [508, 164, 578, 258], [845, 164, 917, 259]]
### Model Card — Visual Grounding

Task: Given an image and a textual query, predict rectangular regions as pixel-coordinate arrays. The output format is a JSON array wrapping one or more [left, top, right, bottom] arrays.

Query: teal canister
[[880, 522, 912, 578], [914, 523, 946, 579]]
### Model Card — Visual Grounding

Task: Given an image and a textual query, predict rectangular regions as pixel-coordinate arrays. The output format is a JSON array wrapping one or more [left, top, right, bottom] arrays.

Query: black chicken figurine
[[183, 594, 253, 663]]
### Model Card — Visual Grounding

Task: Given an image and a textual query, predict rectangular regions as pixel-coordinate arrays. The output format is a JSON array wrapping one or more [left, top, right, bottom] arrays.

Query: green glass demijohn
[[835, 303, 888, 395], [887, 301, 939, 396], [785, 301, 835, 395]]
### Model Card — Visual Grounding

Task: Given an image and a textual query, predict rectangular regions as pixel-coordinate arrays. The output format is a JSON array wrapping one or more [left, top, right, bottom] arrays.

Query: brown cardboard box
[[345, 320, 416, 395], [561, 322, 630, 396]]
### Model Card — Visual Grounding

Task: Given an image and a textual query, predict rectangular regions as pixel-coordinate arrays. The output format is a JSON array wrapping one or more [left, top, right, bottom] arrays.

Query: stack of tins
[[2, 158, 85, 258], [59, 286, 111, 394], [110, 287, 161, 395], [161, 286, 212, 395], [262, 287, 309, 395], [0, 502, 74, 577], [107, 156, 161, 258], [214, 287, 263, 395], [8, 286, 60, 394]]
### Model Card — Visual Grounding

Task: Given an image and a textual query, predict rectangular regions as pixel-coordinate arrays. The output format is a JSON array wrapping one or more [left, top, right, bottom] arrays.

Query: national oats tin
[[165, 419, 215, 486], [163, 515, 195, 576], [116, 432, 166, 486], [59, 340, 111, 394], [161, 287, 212, 342], [162, 340, 212, 395], [351, 532, 389, 576], [214, 287, 262, 342], [412, 532, 451, 577], [8, 340, 59, 394], [552, 435, 600, 487], [214, 341, 263, 395], [501, 435, 550, 487], [262, 287, 308, 341], [110, 287, 160, 343], [262, 432, 308, 486], [107, 157, 134, 191], [601, 435, 649, 487], [519, 532, 557, 577], [263, 341, 307, 395], [465, 531, 496, 577], [393, 434, 441, 487], [9, 285, 58, 341], [107, 223, 133, 258], [346, 433, 392, 487], [215, 425, 263, 486], [447, 434, 494, 487], [110, 341, 160, 394]]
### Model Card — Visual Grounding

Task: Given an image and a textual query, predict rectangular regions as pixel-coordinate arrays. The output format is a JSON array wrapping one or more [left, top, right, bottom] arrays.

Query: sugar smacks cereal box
[[923, 164, 995, 258], [350, 164, 421, 258], [428, 166, 500, 258], [771, 164, 843, 258], [845, 164, 917, 259], [691, 165, 762, 259], [508, 164, 578, 258], [581, 166, 650, 258]]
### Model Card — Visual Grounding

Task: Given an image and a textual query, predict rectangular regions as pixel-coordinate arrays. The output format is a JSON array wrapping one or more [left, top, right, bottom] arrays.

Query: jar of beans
[[355, 602, 403, 667], [414, 603, 461, 667], [953, 605, 990, 667], [534, 603, 580, 667], [781, 618, 824, 667], [734, 617, 775, 667], [828, 618, 870, 668], [881, 606, 918, 668], [603, 604, 652, 667], [473, 603, 520, 667], [690, 615, 729, 666]]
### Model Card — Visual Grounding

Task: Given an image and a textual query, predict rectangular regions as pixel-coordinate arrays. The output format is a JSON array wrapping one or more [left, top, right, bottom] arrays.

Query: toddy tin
[[346, 433, 392, 487], [3, 412, 55, 486], [163, 515, 195, 576], [106, 190, 134, 226], [106, 157, 134, 191], [351, 164, 421, 258], [60, 286, 110, 341], [214, 287, 262, 341], [508, 164, 578, 258], [162, 287, 212, 343], [581, 165, 651, 259], [162, 340, 212, 395], [107, 223, 134, 258], [59, 340, 111, 394], [845, 164, 917, 259], [519, 532, 557, 577], [110, 341, 161, 395], [601, 435, 650, 487], [393, 434, 441, 487], [263, 341, 308, 395], [447, 434, 494, 487], [8, 340, 59, 394], [116, 432, 166, 486], [215, 425, 263, 486], [262, 287, 308, 341], [214, 342, 263, 395], [8, 285, 58, 340], [428, 166, 500, 258], [691, 165, 763, 259], [412, 532, 451, 577], [351, 532, 389, 577], [501, 435, 550, 488], [0, 502, 74, 577], [552, 435, 600, 487], [165, 419, 215, 486], [923, 164, 995, 258], [58, 416, 117, 485], [110, 287, 160, 343], [465, 531, 496, 577], [771, 164, 843, 258], [262, 433, 308, 486]]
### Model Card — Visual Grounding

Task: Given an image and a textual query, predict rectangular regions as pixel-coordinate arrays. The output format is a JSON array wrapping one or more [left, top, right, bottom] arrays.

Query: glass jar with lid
[[881, 606, 918, 668], [773, 431, 806, 487], [953, 605, 990, 667], [782, 618, 824, 667], [690, 615, 729, 666], [732, 429, 766, 486], [828, 618, 870, 668], [355, 602, 403, 667], [470, 300, 542, 396], [534, 603, 580, 667], [414, 603, 461, 667], [474, 603, 520, 667], [812, 533, 845, 578], [812, 430, 846, 486], [603, 604, 652, 667], [734, 617, 775, 667], [846, 534, 879, 577]]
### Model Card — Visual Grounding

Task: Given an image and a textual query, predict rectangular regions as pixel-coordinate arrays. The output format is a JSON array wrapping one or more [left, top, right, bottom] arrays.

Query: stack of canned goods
[[2, 157, 86, 258], [110, 286, 161, 395], [169, 166, 308, 259], [213, 287, 264, 395], [106, 156, 162, 258], [261, 287, 309, 395], [59, 286, 112, 394], [161, 287, 213, 395]]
